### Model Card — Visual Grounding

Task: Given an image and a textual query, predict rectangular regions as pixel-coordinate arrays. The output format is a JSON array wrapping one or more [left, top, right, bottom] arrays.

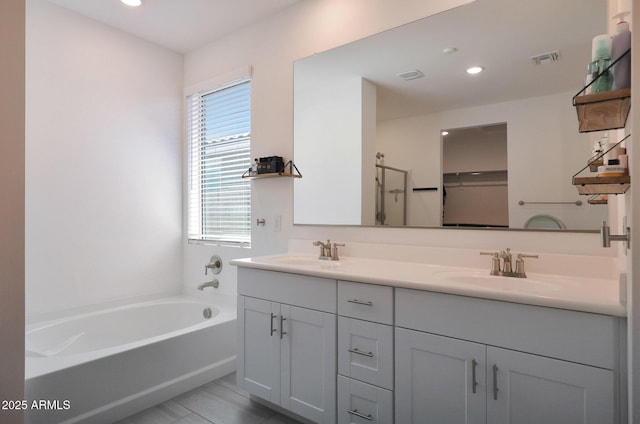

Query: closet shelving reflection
[[443, 170, 508, 188]]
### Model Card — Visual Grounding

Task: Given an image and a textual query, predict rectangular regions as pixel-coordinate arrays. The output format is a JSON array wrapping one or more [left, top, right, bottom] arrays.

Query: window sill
[[187, 239, 251, 249]]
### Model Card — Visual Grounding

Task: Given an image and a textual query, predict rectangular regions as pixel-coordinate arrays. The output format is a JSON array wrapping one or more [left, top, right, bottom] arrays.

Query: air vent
[[530, 50, 561, 65], [397, 70, 424, 80]]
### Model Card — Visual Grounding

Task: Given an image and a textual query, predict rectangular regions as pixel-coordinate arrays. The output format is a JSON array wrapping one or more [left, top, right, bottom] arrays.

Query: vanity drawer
[[338, 375, 393, 424], [395, 288, 618, 369], [338, 281, 393, 324], [338, 317, 393, 390], [238, 267, 336, 313]]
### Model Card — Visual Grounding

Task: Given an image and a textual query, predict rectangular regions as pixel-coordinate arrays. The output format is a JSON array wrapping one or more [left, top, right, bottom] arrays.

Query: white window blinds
[[187, 78, 251, 245]]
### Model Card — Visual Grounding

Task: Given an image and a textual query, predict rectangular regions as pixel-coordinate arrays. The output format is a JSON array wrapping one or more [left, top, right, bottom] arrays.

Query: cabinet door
[[237, 296, 281, 404], [487, 346, 614, 424], [395, 328, 487, 424], [281, 304, 337, 424]]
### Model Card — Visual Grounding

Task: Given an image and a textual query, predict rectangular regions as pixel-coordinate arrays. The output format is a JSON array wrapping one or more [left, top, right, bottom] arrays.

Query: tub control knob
[[205, 255, 223, 275]]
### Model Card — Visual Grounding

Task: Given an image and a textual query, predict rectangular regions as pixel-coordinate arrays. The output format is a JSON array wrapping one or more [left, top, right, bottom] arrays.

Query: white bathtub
[[25, 296, 237, 424]]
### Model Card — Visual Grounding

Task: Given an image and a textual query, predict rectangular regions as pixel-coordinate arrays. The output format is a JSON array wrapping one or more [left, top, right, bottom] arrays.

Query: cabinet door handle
[[280, 315, 287, 339], [347, 409, 373, 421], [270, 313, 277, 336], [471, 359, 478, 394], [348, 347, 374, 357], [492, 364, 499, 400], [347, 299, 373, 306]]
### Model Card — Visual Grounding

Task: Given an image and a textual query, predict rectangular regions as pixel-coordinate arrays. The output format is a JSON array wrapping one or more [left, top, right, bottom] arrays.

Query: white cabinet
[[395, 328, 486, 424], [395, 288, 619, 424], [487, 346, 614, 424], [280, 304, 336, 422], [237, 268, 337, 424], [236, 266, 623, 423], [395, 328, 614, 424], [337, 375, 392, 424], [337, 281, 394, 423], [237, 296, 281, 404], [337, 280, 393, 325], [338, 317, 393, 390]]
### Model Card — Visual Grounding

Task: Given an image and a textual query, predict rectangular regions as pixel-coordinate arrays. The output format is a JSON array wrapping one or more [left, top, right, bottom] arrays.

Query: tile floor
[[115, 373, 302, 424]]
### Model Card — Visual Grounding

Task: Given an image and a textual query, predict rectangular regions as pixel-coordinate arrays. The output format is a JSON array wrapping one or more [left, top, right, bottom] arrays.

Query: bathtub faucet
[[197, 279, 219, 290]]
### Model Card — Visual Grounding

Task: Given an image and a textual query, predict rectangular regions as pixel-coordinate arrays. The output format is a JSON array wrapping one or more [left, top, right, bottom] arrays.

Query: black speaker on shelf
[[257, 156, 284, 174]]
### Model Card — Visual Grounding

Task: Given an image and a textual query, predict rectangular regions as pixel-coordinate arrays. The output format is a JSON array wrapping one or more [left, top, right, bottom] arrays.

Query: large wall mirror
[[293, 0, 609, 231]]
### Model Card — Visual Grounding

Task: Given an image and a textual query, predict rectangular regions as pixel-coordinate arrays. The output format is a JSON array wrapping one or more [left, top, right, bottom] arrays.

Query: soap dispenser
[[611, 11, 631, 90]]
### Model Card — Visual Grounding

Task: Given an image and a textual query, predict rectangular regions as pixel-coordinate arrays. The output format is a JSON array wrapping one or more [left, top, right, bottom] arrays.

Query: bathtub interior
[[26, 298, 222, 358], [25, 295, 237, 424]]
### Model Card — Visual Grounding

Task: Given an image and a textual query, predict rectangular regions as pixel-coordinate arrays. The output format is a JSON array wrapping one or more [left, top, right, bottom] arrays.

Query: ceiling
[[296, 0, 607, 120], [47, 0, 303, 53], [47, 0, 607, 119]]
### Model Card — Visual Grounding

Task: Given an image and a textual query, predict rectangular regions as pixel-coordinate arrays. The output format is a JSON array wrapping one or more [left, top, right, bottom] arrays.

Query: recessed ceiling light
[[466, 66, 484, 75], [441, 131, 449, 136], [121, 0, 142, 7], [443, 47, 458, 55]]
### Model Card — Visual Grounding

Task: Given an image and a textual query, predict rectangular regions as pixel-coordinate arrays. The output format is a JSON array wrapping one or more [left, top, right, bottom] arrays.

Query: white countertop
[[230, 254, 626, 317]]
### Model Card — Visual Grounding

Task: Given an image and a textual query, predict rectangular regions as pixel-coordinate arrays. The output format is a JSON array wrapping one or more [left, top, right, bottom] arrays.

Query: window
[[187, 78, 251, 246]]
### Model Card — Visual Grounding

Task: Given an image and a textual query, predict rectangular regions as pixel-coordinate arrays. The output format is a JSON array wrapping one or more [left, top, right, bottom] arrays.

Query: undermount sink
[[432, 270, 561, 293], [269, 255, 341, 267]]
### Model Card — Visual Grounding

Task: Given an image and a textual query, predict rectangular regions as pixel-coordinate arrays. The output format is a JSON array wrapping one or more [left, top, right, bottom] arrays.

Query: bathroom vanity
[[232, 254, 625, 424]]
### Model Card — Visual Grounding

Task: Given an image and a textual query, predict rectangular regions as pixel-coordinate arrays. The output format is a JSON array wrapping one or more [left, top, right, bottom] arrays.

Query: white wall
[[0, 0, 25, 421], [25, 0, 184, 320], [294, 71, 368, 225], [361, 79, 377, 226]]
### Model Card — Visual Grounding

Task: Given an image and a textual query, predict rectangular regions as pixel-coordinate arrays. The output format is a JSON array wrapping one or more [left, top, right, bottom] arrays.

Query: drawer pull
[[492, 364, 499, 400], [347, 299, 373, 306], [270, 313, 277, 336], [348, 347, 374, 357], [471, 359, 478, 394], [347, 409, 373, 421]]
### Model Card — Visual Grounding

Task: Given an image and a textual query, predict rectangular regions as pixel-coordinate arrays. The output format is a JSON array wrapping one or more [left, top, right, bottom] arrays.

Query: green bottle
[[590, 36, 613, 93]]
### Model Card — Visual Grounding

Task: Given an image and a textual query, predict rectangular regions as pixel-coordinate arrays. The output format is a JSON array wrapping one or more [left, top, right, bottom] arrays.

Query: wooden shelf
[[574, 88, 630, 133], [242, 172, 302, 180], [573, 175, 630, 195], [241, 160, 302, 180]]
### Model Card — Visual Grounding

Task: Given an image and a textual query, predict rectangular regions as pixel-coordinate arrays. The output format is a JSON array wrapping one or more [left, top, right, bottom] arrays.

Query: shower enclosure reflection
[[375, 153, 407, 226]]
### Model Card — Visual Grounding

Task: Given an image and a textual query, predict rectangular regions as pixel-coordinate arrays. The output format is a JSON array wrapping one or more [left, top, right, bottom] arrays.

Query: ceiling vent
[[397, 70, 424, 80], [530, 50, 561, 65]]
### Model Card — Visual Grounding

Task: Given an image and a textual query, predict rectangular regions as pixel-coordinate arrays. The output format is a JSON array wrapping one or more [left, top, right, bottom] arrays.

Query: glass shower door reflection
[[376, 164, 407, 226]]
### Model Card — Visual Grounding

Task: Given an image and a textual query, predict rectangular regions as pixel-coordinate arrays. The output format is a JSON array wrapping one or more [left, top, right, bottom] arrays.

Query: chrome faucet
[[198, 279, 219, 290], [481, 248, 538, 278], [312, 240, 345, 261]]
